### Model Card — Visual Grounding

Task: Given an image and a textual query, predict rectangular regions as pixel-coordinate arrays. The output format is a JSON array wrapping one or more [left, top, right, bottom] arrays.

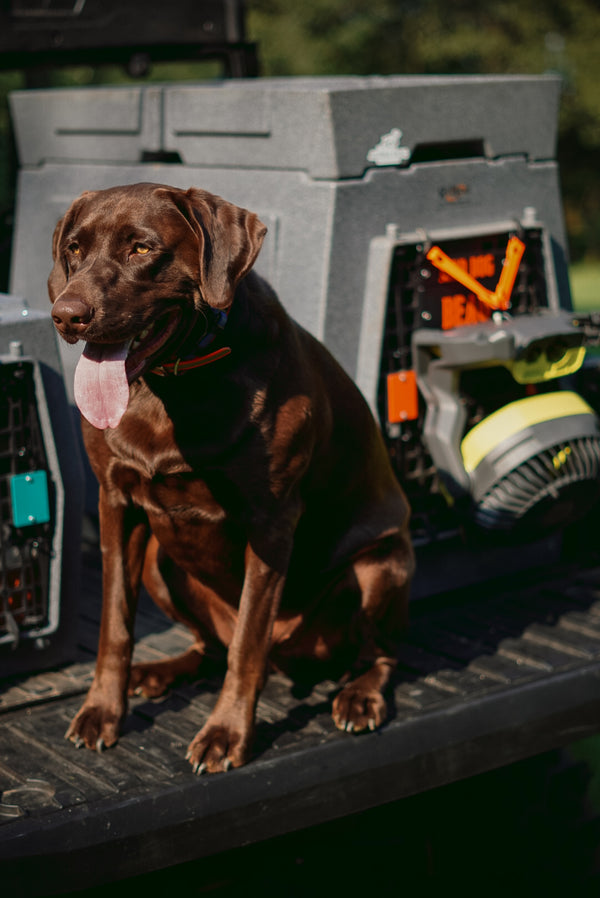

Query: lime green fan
[[461, 392, 600, 532]]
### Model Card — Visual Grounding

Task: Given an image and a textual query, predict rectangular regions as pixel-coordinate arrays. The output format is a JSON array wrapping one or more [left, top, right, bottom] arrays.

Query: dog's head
[[48, 183, 266, 429]]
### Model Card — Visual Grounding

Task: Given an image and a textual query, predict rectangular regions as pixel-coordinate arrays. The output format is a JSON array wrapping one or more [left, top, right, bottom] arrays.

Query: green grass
[[570, 260, 600, 311]]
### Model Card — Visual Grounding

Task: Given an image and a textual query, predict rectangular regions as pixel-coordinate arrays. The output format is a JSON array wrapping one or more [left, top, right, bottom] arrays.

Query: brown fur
[[49, 183, 414, 773]]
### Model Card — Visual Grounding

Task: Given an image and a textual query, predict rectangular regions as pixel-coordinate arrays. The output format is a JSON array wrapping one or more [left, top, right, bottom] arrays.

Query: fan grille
[[473, 435, 600, 531]]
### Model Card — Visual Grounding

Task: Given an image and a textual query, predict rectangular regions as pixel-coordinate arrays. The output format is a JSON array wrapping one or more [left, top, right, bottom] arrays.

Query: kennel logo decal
[[366, 128, 411, 166]]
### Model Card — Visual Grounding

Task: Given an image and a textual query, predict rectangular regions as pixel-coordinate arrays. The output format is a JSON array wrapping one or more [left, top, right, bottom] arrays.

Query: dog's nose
[[51, 298, 93, 333]]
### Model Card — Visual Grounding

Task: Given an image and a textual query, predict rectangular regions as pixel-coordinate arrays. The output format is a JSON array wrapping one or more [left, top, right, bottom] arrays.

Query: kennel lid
[[10, 74, 561, 177]]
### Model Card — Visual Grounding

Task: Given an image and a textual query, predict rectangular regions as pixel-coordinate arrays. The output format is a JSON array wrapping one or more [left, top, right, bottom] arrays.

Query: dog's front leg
[[66, 488, 148, 751], [187, 540, 289, 774]]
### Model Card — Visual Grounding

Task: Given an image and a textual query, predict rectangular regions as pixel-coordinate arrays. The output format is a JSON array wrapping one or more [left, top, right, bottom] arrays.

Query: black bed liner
[[2, 546, 600, 892]]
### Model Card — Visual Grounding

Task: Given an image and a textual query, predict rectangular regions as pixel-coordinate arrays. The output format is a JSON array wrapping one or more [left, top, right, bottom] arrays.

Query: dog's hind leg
[[128, 537, 223, 698], [331, 535, 413, 733]]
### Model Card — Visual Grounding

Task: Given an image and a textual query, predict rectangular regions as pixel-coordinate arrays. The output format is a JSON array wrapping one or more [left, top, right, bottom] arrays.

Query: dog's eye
[[68, 243, 80, 255], [132, 244, 150, 255]]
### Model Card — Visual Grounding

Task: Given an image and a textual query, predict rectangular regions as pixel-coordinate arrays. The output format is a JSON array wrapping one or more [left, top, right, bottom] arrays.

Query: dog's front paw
[[65, 701, 123, 752], [186, 721, 251, 774], [332, 685, 387, 734]]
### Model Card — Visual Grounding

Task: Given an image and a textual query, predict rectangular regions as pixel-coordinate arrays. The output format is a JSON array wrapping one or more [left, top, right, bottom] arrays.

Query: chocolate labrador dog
[[49, 183, 414, 773]]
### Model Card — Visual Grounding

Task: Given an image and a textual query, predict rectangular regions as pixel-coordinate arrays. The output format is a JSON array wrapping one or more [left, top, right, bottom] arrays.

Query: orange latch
[[387, 369, 419, 423]]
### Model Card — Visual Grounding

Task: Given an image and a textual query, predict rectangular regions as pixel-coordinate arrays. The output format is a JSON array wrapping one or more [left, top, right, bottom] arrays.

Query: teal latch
[[10, 470, 50, 527]]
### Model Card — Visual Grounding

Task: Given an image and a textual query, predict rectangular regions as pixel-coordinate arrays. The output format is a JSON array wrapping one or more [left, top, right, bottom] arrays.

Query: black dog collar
[[151, 308, 231, 376]]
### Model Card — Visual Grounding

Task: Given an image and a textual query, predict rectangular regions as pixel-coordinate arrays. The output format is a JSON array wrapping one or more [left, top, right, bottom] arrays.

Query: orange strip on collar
[[152, 346, 231, 376]]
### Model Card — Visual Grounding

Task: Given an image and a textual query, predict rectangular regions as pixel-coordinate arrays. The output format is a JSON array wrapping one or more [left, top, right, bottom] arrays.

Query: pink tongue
[[74, 342, 131, 430]]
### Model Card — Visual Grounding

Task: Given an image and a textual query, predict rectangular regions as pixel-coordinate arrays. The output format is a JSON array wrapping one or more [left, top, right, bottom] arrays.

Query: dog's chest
[[94, 408, 224, 520]]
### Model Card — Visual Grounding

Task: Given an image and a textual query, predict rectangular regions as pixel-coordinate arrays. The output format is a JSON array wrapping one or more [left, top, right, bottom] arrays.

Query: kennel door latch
[[10, 471, 51, 528]]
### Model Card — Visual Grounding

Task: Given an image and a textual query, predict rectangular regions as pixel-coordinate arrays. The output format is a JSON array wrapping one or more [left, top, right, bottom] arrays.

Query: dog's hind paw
[[128, 647, 204, 698], [128, 663, 173, 699]]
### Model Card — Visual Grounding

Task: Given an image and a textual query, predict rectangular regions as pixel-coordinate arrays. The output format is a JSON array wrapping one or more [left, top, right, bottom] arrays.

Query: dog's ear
[[47, 191, 97, 303], [47, 216, 67, 302], [161, 187, 267, 310]]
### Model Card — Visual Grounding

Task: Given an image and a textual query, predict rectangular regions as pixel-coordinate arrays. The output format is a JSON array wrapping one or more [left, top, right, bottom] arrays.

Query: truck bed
[[2, 544, 600, 892]]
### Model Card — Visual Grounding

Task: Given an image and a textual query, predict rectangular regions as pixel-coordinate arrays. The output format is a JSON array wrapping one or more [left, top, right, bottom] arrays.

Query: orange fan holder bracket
[[426, 236, 526, 312]]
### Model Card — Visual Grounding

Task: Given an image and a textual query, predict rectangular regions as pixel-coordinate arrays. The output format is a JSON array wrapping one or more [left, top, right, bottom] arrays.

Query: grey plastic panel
[[165, 75, 561, 178], [323, 158, 570, 379], [10, 85, 163, 166], [10, 74, 561, 177]]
